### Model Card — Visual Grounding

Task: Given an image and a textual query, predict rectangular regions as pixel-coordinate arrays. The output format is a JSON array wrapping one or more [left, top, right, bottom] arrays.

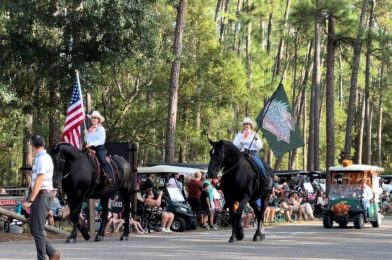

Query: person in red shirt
[[187, 171, 203, 222]]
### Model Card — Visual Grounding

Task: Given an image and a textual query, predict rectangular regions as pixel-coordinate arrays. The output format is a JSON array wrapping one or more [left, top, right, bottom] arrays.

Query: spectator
[[264, 195, 277, 224], [167, 173, 183, 190], [47, 191, 62, 226], [279, 191, 293, 222], [200, 183, 211, 229], [130, 215, 145, 234], [187, 171, 203, 221], [242, 204, 255, 228], [299, 192, 315, 220], [141, 174, 155, 194], [203, 178, 218, 229], [288, 191, 305, 221], [105, 211, 124, 233], [360, 178, 373, 210], [144, 188, 174, 233]]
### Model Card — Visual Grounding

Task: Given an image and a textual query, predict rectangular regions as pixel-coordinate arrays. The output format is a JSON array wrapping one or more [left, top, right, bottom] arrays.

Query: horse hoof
[[120, 235, 129, 241], [83, 232, 91, 241], [66, 238, 76, 243], [253, 233, 265, 242], [228, 237, 237, 243], [94, 235, 104, 242]]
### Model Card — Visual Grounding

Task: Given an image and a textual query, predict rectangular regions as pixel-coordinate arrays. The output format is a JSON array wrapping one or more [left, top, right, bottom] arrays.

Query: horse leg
[[95, 196, 109, 241], [65, 200, 83, 243], [249, 197, 267, 242], [233, 197, 249, 241], [228, 206, 237, 243], [120, 190, 130, 241]]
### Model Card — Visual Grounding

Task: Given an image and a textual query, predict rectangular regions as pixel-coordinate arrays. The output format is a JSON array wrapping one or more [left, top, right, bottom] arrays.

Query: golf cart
[[323, 162, 383, 229], [137, 165, 202, 232]]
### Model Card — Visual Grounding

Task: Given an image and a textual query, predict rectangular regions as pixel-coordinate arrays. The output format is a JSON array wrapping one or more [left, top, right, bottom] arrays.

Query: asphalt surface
[[1, 216, 392, 260]]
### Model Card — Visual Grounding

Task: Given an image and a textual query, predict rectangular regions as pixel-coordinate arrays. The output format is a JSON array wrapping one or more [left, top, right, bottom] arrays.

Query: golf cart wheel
[[171, 217, 186, 232], [353, 213, 364, 229], [338, 222, 347, 228], [323, 214, 333, 229], [371, 212, 381, 228]]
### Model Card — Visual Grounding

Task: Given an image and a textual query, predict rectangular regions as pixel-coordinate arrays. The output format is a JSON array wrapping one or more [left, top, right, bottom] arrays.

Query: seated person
[[264, 195, 278, 224], [167, 173, 183, 189], [105, 211, 124, 233], [130, 215, 145, 234], [279, 191, 293, 222], [299, 192, 315, 220], [288, 191, 305, 221], [144, 188, 174, 233], [360, 178, 373, 210], [47, 191, 62, 226], [242, 204, 255, 228]]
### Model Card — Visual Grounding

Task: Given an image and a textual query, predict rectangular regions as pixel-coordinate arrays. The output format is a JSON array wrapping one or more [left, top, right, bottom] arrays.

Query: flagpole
[[75, 70, 87, 131]]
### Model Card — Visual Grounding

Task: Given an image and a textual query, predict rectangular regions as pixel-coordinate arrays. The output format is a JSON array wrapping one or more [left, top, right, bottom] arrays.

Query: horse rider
[[84, 111, 113, 187], [233, 117, 271, 193], [22, 135, 61, 260]]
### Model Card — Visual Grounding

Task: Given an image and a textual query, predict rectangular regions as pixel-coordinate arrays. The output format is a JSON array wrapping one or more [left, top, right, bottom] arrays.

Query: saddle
[[85, 148, 115, 185], [242, 151, 273, 195]]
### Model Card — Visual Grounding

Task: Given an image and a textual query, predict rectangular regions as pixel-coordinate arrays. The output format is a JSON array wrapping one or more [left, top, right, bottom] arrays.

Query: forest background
[[0, 0, 391, 186]]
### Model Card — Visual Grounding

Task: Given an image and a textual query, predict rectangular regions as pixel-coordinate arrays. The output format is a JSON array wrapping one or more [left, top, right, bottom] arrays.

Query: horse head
[[49, 143, 82, 189], [207, 138, 225, 179]]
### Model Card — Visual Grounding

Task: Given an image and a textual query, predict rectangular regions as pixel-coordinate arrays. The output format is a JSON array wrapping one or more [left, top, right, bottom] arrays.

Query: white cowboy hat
[[87, 111, 105, 122], [242, 117, 256, 129]]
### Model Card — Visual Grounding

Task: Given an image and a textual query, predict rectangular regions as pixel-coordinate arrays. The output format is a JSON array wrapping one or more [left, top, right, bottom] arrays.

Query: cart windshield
[[167, 187, 185, 202]]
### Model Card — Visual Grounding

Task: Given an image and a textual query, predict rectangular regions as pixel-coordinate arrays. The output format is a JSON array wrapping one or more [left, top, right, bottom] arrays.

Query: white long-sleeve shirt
[[233, 131, 263, 152], [85, 125, 106, 146]]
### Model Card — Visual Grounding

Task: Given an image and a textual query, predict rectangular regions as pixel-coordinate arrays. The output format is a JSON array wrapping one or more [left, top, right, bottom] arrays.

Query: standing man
[[22, 135, 61, 260]]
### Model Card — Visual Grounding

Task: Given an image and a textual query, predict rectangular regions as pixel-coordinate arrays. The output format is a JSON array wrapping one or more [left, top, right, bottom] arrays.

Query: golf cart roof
[[137, 165, 206, 176], [275, 170, 325, 178], [328, 164, 384, 172]]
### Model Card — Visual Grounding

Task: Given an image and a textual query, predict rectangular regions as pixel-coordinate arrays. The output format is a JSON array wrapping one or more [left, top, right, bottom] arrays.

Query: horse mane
[[220, 140, 242, 164], [57, 143, 83, 160]]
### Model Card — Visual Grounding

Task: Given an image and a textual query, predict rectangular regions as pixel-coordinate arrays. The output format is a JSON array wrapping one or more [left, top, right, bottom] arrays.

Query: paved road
[[1, 216, 392, 260]]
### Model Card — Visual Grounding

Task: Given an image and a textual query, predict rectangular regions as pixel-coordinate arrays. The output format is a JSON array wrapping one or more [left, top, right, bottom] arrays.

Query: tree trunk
[[377, 58, 385, 166], [272, 0, 291, 82], [338, 45, 343, 106], [22, 113, 33, 187], [290, 41, 313, 170], [219, 0, 230, 43], [245, 0, 252, 116], [165, 0, 187, 163], [48, 84, 61, 147], [308, 1, 322, 171], [357, 94, 365, 164], [266, 12, 272, 56], [215, 0, 223, 21], [325, 15, 337, 169], [233, 0, 243, 50], [364, 0, 375, 165], [344, 0, 369, 159]]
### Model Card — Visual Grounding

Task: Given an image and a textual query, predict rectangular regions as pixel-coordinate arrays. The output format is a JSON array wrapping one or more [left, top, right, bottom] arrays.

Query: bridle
[[213, 143, 243, 176], [58, 155, 82, 180]]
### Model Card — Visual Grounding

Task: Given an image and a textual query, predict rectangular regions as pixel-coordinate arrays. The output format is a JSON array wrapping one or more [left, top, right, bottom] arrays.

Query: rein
[[62, 158, 82, 179], [218, 144, 244, 176]]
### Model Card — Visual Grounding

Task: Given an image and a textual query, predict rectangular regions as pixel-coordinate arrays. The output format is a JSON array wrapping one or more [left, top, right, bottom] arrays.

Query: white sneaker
[[161, 227, 170, 233], [166, 228, 173, 233]]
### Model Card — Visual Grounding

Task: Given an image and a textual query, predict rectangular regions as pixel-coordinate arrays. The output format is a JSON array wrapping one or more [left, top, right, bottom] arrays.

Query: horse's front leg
[[249, 197, 267, 242], [228, 197, 249, 243], [95, 196, 109, 241], [66, 201, 83, 243], [120, 191, 130, 241]]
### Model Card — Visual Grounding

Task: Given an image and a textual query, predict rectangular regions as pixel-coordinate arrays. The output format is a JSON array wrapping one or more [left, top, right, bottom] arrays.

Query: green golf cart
[[323, 162, 383, 229]]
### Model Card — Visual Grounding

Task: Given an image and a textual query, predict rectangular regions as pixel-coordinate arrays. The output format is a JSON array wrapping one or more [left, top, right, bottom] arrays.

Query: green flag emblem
[[256, 84, 304, 157]]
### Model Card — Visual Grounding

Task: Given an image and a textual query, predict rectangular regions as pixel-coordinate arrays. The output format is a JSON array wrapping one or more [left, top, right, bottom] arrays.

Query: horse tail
[[111, 155, 133, 191]]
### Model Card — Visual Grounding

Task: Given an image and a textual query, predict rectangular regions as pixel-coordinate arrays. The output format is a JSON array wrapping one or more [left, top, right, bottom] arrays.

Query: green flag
[[256, 83, 304, 157]]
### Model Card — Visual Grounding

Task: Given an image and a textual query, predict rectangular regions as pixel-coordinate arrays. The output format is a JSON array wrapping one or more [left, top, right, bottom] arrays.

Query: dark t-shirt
[[187, 179, 202, 198], [200, 190, 210, 210]]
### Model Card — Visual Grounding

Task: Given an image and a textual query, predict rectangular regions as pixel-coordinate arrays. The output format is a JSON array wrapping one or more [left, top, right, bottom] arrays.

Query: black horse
[[50, 143, 133, 243], [207, 139, 272, 243]]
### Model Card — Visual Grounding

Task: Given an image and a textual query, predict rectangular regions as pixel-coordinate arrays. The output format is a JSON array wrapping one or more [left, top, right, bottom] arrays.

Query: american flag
[[61, 80, 85, 148]]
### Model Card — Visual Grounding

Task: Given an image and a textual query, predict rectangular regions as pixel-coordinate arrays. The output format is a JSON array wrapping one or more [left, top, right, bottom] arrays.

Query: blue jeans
[[94, 145, 113, 179], [250, 151, 266, 177]]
